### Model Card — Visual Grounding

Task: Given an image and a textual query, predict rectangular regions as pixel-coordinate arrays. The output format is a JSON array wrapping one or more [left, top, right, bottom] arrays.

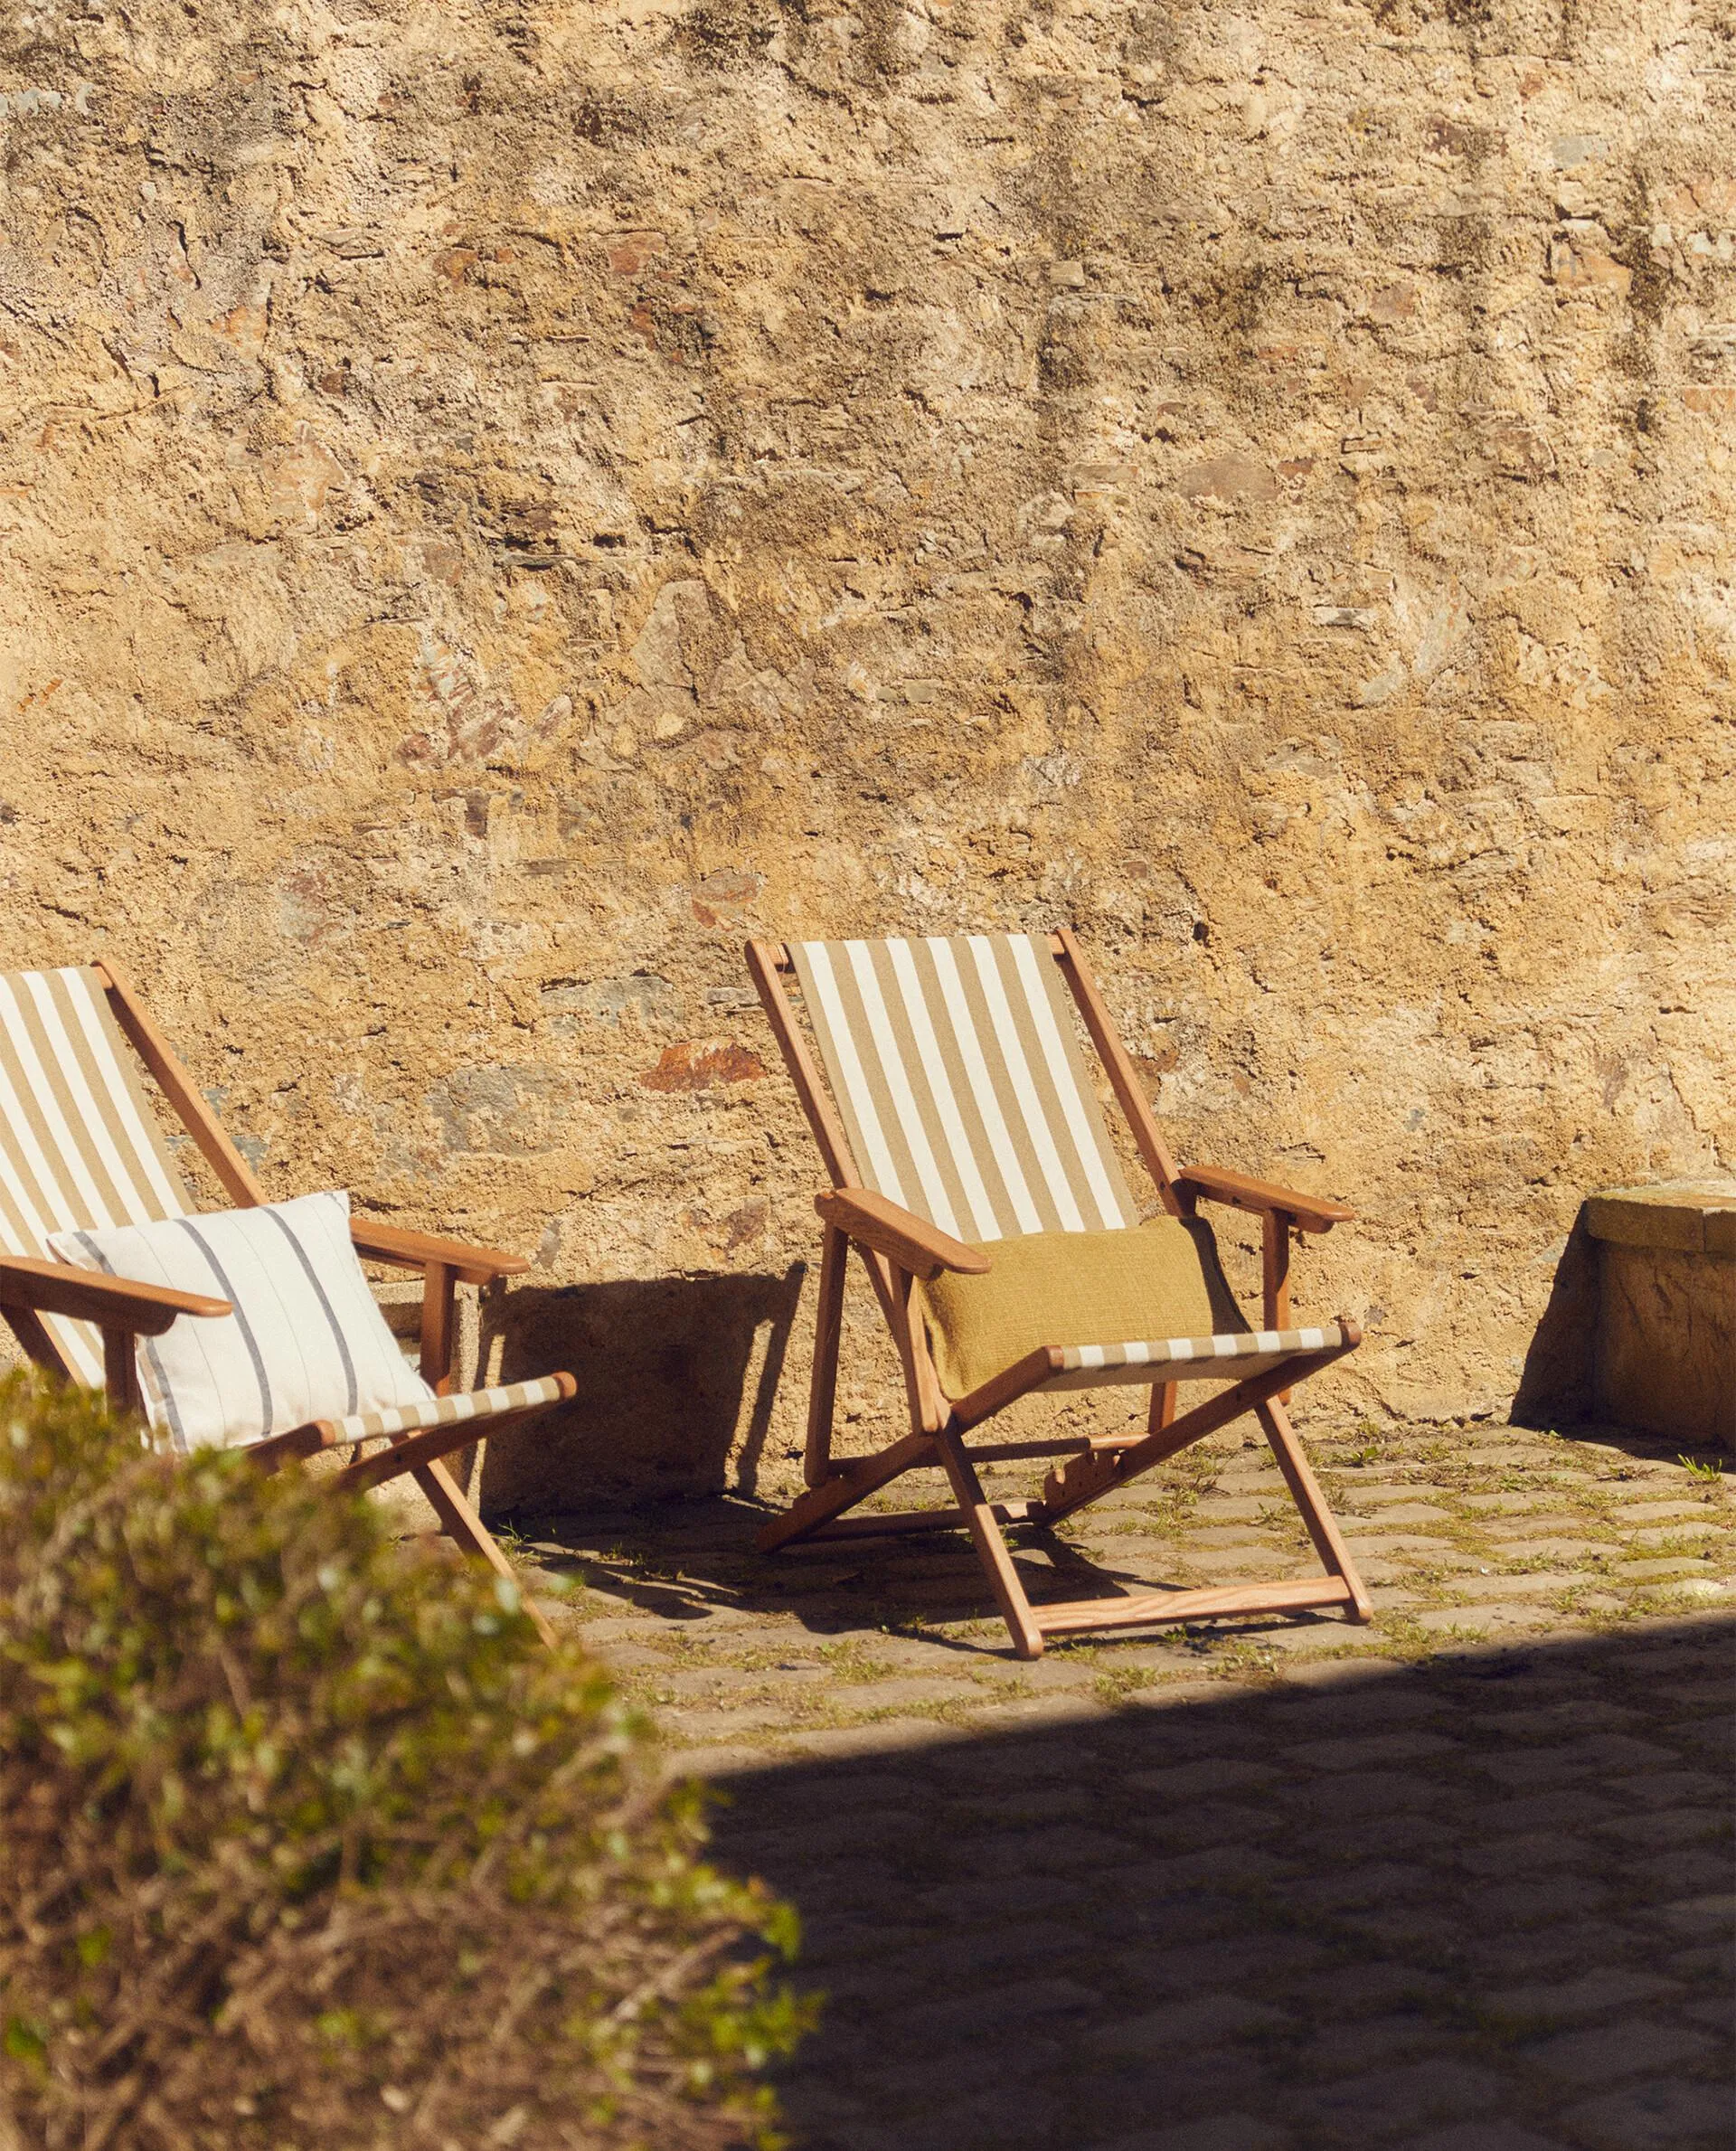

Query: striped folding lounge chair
[[746, 929, 1372, 1659], [0, 962, 574, 1646]]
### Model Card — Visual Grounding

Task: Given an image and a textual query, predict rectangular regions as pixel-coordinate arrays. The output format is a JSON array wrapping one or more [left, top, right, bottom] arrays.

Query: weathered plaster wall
[[1, 0, 1731, 1504]]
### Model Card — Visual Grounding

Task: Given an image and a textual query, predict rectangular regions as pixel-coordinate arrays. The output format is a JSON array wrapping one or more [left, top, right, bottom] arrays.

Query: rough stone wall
[[1, 0, 1731, 1505]]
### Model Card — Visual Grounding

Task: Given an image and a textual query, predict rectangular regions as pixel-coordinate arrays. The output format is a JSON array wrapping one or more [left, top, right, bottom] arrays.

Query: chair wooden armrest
[[349, 1219, 532, 1392], [1174, 1165, 1354, 1234], [0, 1254, 231, 1335], [349, 1218, 531, 1286], [816, 1189, 992, 1282]]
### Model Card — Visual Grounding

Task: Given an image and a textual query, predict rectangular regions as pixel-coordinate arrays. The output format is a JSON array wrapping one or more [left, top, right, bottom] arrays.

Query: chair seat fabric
[[918, 1215, 1250, 1400], [323, 1374, 570, 1447], [1040, 1323, 1346, 1392]]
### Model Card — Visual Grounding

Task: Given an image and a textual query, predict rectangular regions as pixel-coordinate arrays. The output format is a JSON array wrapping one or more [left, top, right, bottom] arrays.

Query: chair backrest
[[0, 967, 194, 1384], [788, 935, 1137, 1242]]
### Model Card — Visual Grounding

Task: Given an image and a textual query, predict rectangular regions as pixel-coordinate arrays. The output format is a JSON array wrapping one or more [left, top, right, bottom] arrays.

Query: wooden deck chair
[[0, 962, 574, 1646], [747, 929, 1372, 1659]]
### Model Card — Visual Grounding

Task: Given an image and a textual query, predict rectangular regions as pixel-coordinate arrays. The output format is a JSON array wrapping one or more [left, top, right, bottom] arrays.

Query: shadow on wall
[[704, 1618, 1734, 2151], [1512, 1205, 1599, 1429], [477, 1265, 806, 1512]]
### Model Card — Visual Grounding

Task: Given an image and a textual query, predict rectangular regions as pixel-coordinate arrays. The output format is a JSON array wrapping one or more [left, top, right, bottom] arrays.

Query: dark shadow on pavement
[[700, 1617, 1733, 2151]]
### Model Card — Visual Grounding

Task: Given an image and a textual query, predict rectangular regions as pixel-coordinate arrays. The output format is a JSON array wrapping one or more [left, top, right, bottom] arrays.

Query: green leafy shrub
[[0, 1373, 807, 2149]]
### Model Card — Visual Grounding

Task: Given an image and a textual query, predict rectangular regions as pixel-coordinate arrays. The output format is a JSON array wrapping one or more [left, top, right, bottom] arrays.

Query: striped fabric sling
[[789, 935, 1137, 1241], [0, 967, 194, 1386]]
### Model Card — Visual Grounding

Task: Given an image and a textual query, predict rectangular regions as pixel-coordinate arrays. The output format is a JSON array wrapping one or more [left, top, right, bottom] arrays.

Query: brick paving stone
[[1620, 1845, 1734, 1900], [1525, 2020, 1717, 2085], [1480, 1514, 1615, 1538], [1439, 1575, 1596, 1600], [1494, 1791, 1617, 1832], [1124, 1757, 1280, 1797], [1409, 2127, 1573, 2151], [1090, 1994, 1290, 2058], [1464, 1877, 1613, 1928], [659, 1703, 789, 1739], [1463, 1921, 1653, 1982], [1097, 2116, 1290, 2151], [1414, 1605, 1556, 1634], [1485, 1541, 1613, 1562], [1615, 1557, 1717, 1580], [778, 1718, 970, 1760], [1293, 2059, 1508, 2133], [1122, 1931, 1331, 1993], [1605, 1767, 1727, 1807], [667, 1741, 776, 1777], [1282, 1730, 1458, 1769], [1478, 1735, 1681, 1785], [1560, 2078, 1734, 2149], [917, 1976, 1101, 2043], [1288, 1861, 1439, 1911], [1124, 1800, 1285, 1852], [1305, 2012, 1456, 2073], [1119, 1844, 1298, 1891], [958, 1691, 1114, 1732], [1339, 1486, 1458, 1505], [1596, 1805, 1729, 1846], [1471, 1700, 1640, 1733], [1458, 1833, 1596, 1878], [1485, 1968, 1679, 2021], [1613, 1498, 1723, 1520]]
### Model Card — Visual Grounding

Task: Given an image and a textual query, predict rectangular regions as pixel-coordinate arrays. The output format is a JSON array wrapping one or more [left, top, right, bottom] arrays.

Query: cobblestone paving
[[514, 1417, 1735, 2150]]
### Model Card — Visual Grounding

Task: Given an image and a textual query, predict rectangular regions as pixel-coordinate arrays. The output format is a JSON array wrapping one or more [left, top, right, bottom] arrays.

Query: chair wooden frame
[[746, 929, 1372, 1659], [0, 961, 573, 1646]]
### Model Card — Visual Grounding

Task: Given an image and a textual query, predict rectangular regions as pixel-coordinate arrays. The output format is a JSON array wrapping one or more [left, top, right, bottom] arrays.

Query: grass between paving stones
[[509, 1415, 1734, 1769]]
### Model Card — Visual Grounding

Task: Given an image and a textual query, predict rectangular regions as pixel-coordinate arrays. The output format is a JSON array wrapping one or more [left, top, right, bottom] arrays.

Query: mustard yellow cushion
[[917, 1217, 1249, 1400]]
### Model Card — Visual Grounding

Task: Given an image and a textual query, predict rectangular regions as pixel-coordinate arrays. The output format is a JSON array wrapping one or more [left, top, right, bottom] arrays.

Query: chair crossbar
[[804, 1498, 1044, 1542], [1033, 1576, 1356, 1638]]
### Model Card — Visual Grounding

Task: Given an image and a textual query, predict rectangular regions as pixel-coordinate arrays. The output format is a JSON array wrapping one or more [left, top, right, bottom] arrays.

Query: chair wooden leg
[[411, 1458, 558, 1647], [932, 1419, 1044, 1659], [1262, 1213, 1293, 1404], [805, 1224, 847, 1488], [101, 1326, 142, 1420], [1148, 1382, 1175, 1435], [1255, 1397, 1373, 1620]]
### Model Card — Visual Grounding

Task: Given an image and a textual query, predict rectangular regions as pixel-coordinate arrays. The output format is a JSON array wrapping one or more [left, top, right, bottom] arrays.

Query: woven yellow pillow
[[917, 1216, 1249, 1401]]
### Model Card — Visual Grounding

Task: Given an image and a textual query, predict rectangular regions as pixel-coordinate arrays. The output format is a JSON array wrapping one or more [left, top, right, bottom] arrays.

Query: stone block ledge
[[1585, 1182, 1736, 1258]]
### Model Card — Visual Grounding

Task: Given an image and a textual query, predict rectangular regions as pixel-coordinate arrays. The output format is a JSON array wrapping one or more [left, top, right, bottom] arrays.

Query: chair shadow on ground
[[505, 1487, 1302, 1644], [704, 1618, 1732, 2151]]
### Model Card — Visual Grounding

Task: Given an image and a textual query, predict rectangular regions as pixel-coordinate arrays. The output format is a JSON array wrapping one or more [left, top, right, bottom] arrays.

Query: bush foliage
[[0, 1373, 807, 2150]]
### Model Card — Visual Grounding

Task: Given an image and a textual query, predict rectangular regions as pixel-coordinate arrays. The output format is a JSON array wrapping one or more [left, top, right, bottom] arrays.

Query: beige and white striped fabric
[[0, 967, 193, 1386], [1042, 1322, 1346, 1393], [329, 1373, 570, 1447], [789, 936, 1136, 1241]]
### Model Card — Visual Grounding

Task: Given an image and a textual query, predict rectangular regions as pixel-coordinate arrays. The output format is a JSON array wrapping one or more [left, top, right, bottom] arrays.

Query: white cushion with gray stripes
[[48, 1189, 434, 1452]]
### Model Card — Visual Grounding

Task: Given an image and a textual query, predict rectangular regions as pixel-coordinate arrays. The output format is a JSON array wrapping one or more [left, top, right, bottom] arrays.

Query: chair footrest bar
[[807, 1500, 1042, 1542], [1032, 1577, 1356, 1637]]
